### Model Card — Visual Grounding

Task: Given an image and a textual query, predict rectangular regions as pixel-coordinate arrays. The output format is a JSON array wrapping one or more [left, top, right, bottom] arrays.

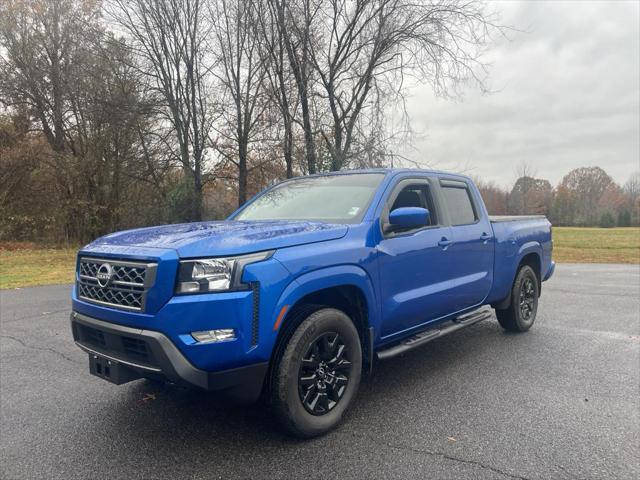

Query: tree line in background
[[1, 0, 496, 243], [475, 166, 640, 228], [0, 0, 637, 246]]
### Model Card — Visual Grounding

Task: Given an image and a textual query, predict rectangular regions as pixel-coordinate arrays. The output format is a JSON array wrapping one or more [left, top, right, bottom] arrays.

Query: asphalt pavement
[[1, 263, 639, 479]]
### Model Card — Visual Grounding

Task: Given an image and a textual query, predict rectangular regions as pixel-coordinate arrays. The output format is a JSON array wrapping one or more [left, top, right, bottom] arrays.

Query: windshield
[[234, 173, 384, 223]]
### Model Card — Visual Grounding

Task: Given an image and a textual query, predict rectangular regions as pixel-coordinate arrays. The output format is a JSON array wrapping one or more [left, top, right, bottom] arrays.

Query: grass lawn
[[552, 227, 640, 264], [0, 244, 77, 289], [1, 227, 639, 289]]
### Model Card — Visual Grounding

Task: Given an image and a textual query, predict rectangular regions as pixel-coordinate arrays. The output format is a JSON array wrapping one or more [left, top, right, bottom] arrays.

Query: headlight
[[176, 251, 273, 294]]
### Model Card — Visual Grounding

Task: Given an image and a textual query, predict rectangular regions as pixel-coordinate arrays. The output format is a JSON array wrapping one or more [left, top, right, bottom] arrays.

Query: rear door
[[438, 178, 494, 311], [376, 177, 456, 338]]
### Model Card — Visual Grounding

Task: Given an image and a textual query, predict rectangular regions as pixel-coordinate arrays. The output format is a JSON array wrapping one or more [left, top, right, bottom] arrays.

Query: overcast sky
[[400, 0, 640, 188]]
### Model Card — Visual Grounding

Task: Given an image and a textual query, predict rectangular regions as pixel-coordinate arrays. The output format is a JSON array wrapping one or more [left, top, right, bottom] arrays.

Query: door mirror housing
[[387, 207, 430, 232]]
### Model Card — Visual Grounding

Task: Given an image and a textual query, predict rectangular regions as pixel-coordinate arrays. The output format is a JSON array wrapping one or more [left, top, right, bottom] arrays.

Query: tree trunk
[[193, 164, 203, 221], [300, 91, 316, 174], [277, 0, 316, 174], [50, 1, 66, 153], [284, 121, 293, 178], [275, 55, 294, 178], [238, 142, 248, 207]]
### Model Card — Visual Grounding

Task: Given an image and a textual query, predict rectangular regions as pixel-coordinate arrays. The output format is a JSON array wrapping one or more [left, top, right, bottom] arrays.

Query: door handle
[[480, 232, 491, 243], [438, 237, 453, 249]]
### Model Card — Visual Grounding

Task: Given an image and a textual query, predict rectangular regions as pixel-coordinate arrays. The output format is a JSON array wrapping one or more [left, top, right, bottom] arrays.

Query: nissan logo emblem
[[96, 263, 113, 288]]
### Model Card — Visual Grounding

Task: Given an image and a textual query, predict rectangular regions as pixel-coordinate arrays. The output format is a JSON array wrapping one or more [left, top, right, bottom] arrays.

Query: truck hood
[[86, 220, 349, 258]]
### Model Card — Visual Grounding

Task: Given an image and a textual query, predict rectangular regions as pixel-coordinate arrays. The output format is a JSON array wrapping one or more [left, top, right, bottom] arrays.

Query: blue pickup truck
[[71, 169, 554, 437]]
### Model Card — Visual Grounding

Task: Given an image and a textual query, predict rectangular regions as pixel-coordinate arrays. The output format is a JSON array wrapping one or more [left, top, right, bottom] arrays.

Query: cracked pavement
[[1, 264, 639, 479]]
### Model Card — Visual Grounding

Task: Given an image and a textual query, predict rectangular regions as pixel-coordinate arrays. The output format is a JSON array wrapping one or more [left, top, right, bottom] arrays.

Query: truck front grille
[[77, 257, 157, 312]]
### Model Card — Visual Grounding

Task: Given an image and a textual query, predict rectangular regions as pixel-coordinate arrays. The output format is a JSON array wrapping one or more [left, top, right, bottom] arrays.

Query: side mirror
[[387, 207, 430, 232]]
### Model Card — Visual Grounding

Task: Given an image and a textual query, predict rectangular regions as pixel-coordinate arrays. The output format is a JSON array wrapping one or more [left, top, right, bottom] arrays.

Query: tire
[[495, 265, 539, 332], [270, 308, 362, 438]]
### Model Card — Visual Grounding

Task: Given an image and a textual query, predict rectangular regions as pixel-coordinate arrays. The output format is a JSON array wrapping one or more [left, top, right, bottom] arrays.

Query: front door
[[376, 178, 456, 338]]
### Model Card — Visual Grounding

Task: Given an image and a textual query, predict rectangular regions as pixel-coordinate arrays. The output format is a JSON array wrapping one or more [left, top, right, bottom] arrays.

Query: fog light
[[191, 329, 236, 343]]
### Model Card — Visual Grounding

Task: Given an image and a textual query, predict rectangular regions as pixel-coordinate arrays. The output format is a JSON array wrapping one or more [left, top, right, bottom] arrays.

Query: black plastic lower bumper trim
[[71, 311, 268, 403]]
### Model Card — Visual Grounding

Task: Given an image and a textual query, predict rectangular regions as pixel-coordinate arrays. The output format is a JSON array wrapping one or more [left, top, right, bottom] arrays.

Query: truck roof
[[302, 168, 472, 181]]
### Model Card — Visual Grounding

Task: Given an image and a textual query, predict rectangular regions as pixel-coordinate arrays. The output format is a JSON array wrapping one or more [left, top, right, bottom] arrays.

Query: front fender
[[271, 264, 379, 339]]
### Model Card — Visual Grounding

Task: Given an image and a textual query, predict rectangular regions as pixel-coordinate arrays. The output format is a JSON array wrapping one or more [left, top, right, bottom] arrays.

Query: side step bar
[[376, 307, 493, 360]]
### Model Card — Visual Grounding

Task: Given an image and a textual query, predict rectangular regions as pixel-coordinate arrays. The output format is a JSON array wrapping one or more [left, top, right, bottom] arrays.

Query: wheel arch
[[516, 240, 543, 291], [493, 246, 543, 310], [265, 266, 378, 395], [519, 251, 542, 292]]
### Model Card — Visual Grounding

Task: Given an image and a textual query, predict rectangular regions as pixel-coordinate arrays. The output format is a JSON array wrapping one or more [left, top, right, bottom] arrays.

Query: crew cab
[[71, 169, 554, 437]]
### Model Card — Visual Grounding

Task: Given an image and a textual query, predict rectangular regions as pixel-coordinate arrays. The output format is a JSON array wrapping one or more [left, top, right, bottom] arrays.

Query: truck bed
[[489, 215, 547, 223], [487, 214, 554, 307]]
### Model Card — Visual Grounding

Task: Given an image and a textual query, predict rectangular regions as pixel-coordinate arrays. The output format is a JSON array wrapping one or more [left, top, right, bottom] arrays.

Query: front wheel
[[270, 308, 362, 438], [495, 265, 539, 332]]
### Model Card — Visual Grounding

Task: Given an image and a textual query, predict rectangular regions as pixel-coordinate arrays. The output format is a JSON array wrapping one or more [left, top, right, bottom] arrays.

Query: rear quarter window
[[441, 185, 478, 226]]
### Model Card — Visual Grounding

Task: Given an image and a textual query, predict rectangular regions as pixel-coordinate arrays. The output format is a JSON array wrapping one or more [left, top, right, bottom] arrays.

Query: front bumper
[[71, 311, 268, 403]]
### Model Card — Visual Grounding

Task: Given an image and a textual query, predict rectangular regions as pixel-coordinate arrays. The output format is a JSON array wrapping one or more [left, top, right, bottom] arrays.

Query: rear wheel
[[496, 265, 539, 332], [270, 308, 362, 438]]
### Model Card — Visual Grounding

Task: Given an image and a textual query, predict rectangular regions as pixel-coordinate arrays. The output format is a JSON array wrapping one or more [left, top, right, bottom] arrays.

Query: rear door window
[[441, 184, 478, 226]]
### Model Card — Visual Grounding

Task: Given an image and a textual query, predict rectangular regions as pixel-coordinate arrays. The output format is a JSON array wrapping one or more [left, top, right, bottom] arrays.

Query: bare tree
[[210, 0, 271, 206], [624, 171, 640, 203], [559, 166, 614, 226], [622, 171, 640, 226], [515, 160, 537, 180], [508, 175, 552, 216], [109, 0, 213, 220], [1, 0, 516, 243], [258, 0, 299, 178], [269, 0, 319, 174], [307, 0, 496, 171], [0, 0, 98, 154], [0, 0, 156, 240], [473, 177, 508, 215]]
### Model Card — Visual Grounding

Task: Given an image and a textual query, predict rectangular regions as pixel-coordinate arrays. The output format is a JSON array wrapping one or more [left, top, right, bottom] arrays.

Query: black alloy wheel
[[519, 275, 536, 322], [298, 332, 352, 415], [495, 264, 539, 332], [270, 308, 362, 438]]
